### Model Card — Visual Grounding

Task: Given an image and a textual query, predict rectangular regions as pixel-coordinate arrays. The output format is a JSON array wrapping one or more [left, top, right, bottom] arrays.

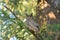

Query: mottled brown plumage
[[25, 13, 40, 33]]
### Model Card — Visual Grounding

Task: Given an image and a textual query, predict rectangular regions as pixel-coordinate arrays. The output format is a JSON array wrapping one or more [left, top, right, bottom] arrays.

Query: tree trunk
[[36, 0, 60, 40], [36, 0, 60, 26]]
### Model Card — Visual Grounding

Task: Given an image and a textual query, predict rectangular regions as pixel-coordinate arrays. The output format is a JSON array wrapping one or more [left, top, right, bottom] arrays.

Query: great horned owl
[[25, 13, 40, 33]]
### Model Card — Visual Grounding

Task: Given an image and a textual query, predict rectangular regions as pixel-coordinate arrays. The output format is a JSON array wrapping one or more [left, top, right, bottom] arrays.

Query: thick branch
[[29, 29, 43, 40]]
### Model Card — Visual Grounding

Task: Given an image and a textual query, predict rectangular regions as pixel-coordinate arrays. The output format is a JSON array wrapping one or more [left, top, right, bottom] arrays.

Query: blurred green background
[[0, 0, 60, 40]]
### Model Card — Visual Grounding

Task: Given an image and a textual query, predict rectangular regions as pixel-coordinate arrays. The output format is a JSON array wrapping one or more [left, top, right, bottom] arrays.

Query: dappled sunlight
[[10, 36, 17, 40], [48, 11, 56, 19], [39, 1, 50, 9]]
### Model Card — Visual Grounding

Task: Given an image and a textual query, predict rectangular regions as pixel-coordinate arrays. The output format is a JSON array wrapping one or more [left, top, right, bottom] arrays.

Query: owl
[[25, 13, 40, 33]]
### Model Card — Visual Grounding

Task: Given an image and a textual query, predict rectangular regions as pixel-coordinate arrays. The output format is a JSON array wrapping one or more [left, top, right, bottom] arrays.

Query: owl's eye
[[36, 25, 39, 28]]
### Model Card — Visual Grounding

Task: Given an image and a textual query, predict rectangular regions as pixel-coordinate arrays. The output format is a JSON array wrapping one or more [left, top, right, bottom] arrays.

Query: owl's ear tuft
[[30, 13, 33, 17], [25, 13, 33, 17], [25, 13, 29, 17]]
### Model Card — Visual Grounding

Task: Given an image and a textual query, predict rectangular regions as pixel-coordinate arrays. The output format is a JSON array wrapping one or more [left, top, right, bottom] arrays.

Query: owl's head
[[23, 13, 34, 22], [25, 13, 34, 20]]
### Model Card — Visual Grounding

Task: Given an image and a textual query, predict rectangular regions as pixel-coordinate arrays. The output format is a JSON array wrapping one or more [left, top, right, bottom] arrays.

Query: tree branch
[[4, 6, 20, 20], [3, 5, 43, 40]]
